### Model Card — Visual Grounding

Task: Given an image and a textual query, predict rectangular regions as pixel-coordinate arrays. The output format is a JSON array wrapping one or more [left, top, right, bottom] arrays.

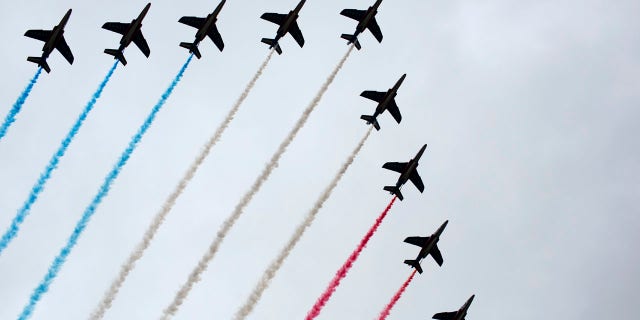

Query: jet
[[340, 0, 384, 50], [382, 144, 426, 201], [102, 3, 151, 65], [360, 74, 406, 131], [260, 0, 306, 55], [24, 9, 74, 73], [178, 0, 226, 58], [403, 220, 448, 274], [433, 295, 475, 320]]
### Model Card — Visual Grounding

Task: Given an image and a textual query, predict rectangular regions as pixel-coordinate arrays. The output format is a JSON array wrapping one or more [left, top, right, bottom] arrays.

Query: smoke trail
[[17, 55, 193, 320], [378, 270, 417, 320], [0, 62, 118, 256], [306, 196, 398, 320], [0, 68, 43, 141], [234, 126, 373, 320], [89, 51, 274, 320], [161, 45, 355, 320]]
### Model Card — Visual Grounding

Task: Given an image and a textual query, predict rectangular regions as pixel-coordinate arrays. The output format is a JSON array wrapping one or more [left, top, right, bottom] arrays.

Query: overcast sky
[[0, 0, 639, 319]]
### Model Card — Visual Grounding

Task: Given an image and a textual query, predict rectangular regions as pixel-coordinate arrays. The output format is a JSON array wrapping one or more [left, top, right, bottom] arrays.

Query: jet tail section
[[27, 56, 50, 73], [340, 34, 361, 50], [360, 115, 380, 131], [104, 48, 127, 66], [179, 42, 201, 59], [383, 186, 403, 201], [261, 38, 282, 55], [404, 259, 423, 274]]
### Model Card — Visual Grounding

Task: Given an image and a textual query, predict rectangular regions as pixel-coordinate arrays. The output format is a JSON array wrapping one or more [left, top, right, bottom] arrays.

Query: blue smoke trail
[[0, 62, 119, 256], [17, 54, 193, 320], [0, 68, 43, 141]]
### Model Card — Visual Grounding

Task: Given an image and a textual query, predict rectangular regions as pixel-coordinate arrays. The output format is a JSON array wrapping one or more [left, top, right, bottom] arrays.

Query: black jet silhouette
[[178, 0, 226, 58], [102, 3, 151, 65], [25, 9, 74, 73], [260, 0, 306, 54]]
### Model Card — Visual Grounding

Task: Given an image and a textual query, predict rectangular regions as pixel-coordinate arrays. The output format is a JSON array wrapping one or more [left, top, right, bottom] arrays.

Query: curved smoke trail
[[378, 270, 417, 320], [89, 50, 275, 320], [0, 67, 43, 141], [161, 45, 355, 320], [234, 127, 373, 320], [0, 62, 118, 256], [17, 55, 193, 320], [306, 196, 398, 320]]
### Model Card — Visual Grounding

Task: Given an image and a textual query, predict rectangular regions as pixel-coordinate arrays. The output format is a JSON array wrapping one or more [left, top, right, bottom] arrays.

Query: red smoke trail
[[377, 270, 418, 320], [305, 196, 398, 320]]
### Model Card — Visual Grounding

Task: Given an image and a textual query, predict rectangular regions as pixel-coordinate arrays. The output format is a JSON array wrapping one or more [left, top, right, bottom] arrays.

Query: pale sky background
[[0, 0, 638, 319]]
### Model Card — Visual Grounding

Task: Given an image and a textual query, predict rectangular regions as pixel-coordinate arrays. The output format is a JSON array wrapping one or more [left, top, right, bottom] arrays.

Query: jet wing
[[340, 9, 367, 21], [261, 13, 287, 25], [387, 99, 402, 123], [25, 29, 52, 42], [433, 311, 458, 320], [409, 170, 425, 193], [288, 21, 305, 47], [102, 22, 130, 35], [430, 243, 444, 266], [132, 29, 150, 57], [404, 236, 428, 247], [207, 25, 224, 51], [382, 162, 408, 174], [360, 90, 386, 103], [178, 16, 206, 29], [55, 36, 74, 64], [367, 17, 383, 43]]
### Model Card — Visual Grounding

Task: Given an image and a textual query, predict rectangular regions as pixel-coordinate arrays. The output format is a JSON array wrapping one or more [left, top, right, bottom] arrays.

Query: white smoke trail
[[89, 51, 274, 320], [161, 45, 355, 320], [233, 126, 373, 320]]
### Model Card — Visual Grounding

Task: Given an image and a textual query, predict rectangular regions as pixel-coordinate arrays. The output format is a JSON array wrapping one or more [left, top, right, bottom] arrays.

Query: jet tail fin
[[341, 34, 361, 50], [404, 259, 423, 274], [179, 42, 201, 59], [261, 38, 282, 55], [27, 57, 50, 73], [360, 115, 380, 131], [104, 48, 127, 66], [383, 186, 403, 201]]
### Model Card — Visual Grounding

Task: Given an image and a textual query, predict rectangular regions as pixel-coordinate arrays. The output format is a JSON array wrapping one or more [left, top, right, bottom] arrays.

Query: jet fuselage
[[275, 0, 306, 41], [395, 144, 426, 188], [415, 220, 447, 262], [41, 9, 71, 57], [373, 74, 406, 117], [118, 3, 150, 50], [194, 0, 225, 42], [454, 295, 475, 320], [355, 0, 382, 35]]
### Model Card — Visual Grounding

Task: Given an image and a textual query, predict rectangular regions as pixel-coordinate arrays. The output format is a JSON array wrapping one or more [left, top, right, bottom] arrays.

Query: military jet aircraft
[[178, 0, 226, 58], [360, 74, 406, 130], [102, 3, 151, 65], [433, 295, 475, 320], [24, 9, 74, 73], [404, 220, 448, 274], [260, 0, 306, 54], [340, 0, 384, 50], [383, 144, 426, 200]]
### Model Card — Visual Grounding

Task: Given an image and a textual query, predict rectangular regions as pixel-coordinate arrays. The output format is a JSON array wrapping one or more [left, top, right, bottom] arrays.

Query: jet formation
[[178, 0, 226, 58], [340, 0, 384, 50], [382, 144, 426, 201], [433, 295, 475, 320], [403, 220, 447, 274], [360, 74, 406, 130], [260, 0, 306, 55], [102, 3, 152, 65], [24, 9, 74, 73], [17, 4, 480, 318]]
